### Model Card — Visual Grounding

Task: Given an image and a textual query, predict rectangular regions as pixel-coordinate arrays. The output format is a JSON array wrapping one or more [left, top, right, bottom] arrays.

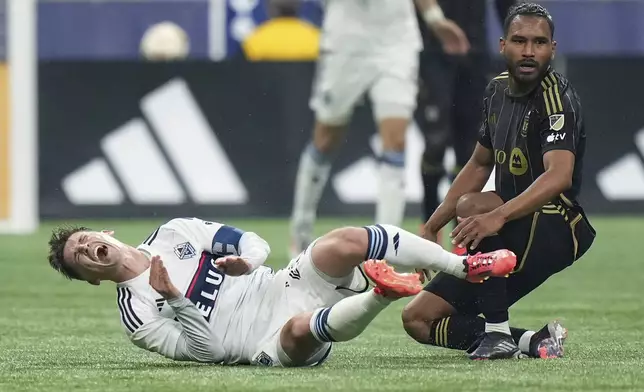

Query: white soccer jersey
[[320, 0, 422, 54], [115, 217, 273, 364]]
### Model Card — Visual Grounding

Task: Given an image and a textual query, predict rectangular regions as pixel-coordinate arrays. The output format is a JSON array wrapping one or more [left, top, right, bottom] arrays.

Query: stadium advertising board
[[39, 60, 644, 219]]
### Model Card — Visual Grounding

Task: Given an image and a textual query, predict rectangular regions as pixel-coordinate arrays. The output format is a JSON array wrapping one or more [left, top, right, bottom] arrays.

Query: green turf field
[[1, 217, 642, 392]]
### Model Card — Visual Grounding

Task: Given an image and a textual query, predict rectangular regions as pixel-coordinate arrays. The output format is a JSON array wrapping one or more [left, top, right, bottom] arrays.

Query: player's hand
[[215, 256, 252, 276], [430, 19, 470, 55], [149, 255, 182, 300], [450, 211, 506, 251]]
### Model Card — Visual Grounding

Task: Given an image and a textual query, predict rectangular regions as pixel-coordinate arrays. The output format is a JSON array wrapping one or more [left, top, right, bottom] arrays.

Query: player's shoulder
[[115, 280, 154, 336], [485, 71, 509, 96], [538, 69, 582, 115], [159, 217, 222, 234]]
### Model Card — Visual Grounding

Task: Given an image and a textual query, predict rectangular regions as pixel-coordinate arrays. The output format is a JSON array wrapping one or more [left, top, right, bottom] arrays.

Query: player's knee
[[324, 227, 368, 260], [279, 313, 319, 364], [313, 121, 345, 154], [456, 193, 495, 218], [283, 314, 313, 343]]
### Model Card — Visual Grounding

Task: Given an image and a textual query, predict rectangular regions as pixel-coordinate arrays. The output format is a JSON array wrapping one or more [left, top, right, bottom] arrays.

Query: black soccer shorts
[[424, 202, 596, 315]]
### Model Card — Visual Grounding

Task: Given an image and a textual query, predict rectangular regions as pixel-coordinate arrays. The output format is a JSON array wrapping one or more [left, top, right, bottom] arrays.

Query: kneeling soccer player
[[402, 3, 596, 360]]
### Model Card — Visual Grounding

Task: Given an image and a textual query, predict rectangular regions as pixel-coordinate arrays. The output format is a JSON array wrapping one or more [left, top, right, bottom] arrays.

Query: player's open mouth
[[518, 62, 538, 73], [95, 245, 108, 261]]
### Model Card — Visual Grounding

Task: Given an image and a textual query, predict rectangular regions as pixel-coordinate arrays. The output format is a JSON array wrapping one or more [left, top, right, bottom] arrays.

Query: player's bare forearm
[[414, 0, 439, 11], [495, 150, 575, 222], [425, 144, 494, 233]]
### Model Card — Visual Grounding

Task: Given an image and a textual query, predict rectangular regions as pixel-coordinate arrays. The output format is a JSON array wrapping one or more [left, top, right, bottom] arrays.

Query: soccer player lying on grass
[[47, 217, 515, 367]]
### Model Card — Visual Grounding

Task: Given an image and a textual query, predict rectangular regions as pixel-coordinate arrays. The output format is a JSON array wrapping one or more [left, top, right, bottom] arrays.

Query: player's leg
[[367, 50, 419, 226], [276, 276, 420, 367], [501, 208, 594, 358], [454, 191, 524, 359], [290, 51, 372, 255], [415, 52, 455, 225], [408, 192, 520, 358], [308, 223, 516, 289], [401, 283, 552, 357], [450, 53, 488, 182]]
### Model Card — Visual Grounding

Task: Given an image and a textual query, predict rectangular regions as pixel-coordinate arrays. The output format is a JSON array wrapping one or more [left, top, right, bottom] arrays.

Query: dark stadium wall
[[38, 59, 644, 219]]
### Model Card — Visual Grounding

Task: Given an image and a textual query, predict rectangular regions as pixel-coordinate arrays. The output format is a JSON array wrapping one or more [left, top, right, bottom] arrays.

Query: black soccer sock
[[426, 315, 532, 350], [511, 327, 529, 343], [471, 236, 511, 326], [479, 277, 510, 324], [428, 315, 485, 350], [421, 166, 443, 221]]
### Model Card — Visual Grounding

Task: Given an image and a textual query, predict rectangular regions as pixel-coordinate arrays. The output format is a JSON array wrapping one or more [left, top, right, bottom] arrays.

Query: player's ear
[[101, 230, 115, 236], [551, 40, 557, 59], [499, 37, 506, 54]]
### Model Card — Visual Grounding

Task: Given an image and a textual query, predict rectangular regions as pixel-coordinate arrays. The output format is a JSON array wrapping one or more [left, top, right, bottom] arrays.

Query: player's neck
[[112, 249, 151, 283], [507, 77, 540, 97]]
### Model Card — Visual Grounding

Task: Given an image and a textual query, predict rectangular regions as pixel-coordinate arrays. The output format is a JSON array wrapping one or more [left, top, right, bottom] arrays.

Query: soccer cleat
[[452, 244, 468, 256], [363, 259, 423, 298], [530, 320, 568, 359], [463, 249, 517, 283], [468, 332, 523, 360]]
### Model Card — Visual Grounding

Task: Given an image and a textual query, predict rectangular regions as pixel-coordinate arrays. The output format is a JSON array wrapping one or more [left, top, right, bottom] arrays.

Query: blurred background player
[[290, 0, 470, 257], [414, 0, 515, 250], [242, 0, 320, 61]]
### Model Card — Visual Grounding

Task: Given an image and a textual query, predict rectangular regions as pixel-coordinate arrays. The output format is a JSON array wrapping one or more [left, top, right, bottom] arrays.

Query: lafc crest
[[549, 114, 565, 131]]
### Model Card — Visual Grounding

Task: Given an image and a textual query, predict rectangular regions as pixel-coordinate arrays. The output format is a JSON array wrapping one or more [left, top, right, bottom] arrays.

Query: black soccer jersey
[[478, 69, 586, 208]]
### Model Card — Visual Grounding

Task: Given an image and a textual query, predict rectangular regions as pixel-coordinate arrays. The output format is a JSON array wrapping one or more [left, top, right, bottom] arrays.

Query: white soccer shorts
[[250, 239, 369, 367], [309, 49, 419, 126]]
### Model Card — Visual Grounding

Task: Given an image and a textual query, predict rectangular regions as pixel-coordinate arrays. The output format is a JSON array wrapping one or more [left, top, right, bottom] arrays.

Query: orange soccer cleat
[[464, 249, 517, 283], [363, 259, 423, 298]]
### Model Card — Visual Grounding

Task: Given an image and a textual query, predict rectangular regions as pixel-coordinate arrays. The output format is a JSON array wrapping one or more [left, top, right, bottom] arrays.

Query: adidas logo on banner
[[62, 78, 249, 205], [332, 123, 495, 203], [596, 127, 644, 200]]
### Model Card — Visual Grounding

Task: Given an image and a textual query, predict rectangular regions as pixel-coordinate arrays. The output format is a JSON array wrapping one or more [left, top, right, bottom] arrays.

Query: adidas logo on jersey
[[596, 127, 644, 200], [61, 78, 249, 206]]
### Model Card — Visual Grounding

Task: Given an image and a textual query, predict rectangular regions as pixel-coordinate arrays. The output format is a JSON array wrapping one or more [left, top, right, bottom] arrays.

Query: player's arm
[[424, 143, 494, 236], [493, 91, 580, 222], [169, 217, 271, 274], [119, 259, 225, 363], [414, 0, 470, 54], [424, 94, 495, 237]]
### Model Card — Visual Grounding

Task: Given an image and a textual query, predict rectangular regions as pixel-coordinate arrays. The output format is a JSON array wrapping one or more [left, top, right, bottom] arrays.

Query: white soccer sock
[[290, 142, 332, 241], [485, 321, 511, 335], [376, 152, 406, 226], [518, 330, 536, 353], [363, 224, 467, 278], [309, 290, 393, 343]]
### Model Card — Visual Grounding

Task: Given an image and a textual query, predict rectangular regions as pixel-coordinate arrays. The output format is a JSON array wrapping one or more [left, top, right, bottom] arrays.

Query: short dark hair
[[503, 2, 555, 39], [48, 225, 89, 281]]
